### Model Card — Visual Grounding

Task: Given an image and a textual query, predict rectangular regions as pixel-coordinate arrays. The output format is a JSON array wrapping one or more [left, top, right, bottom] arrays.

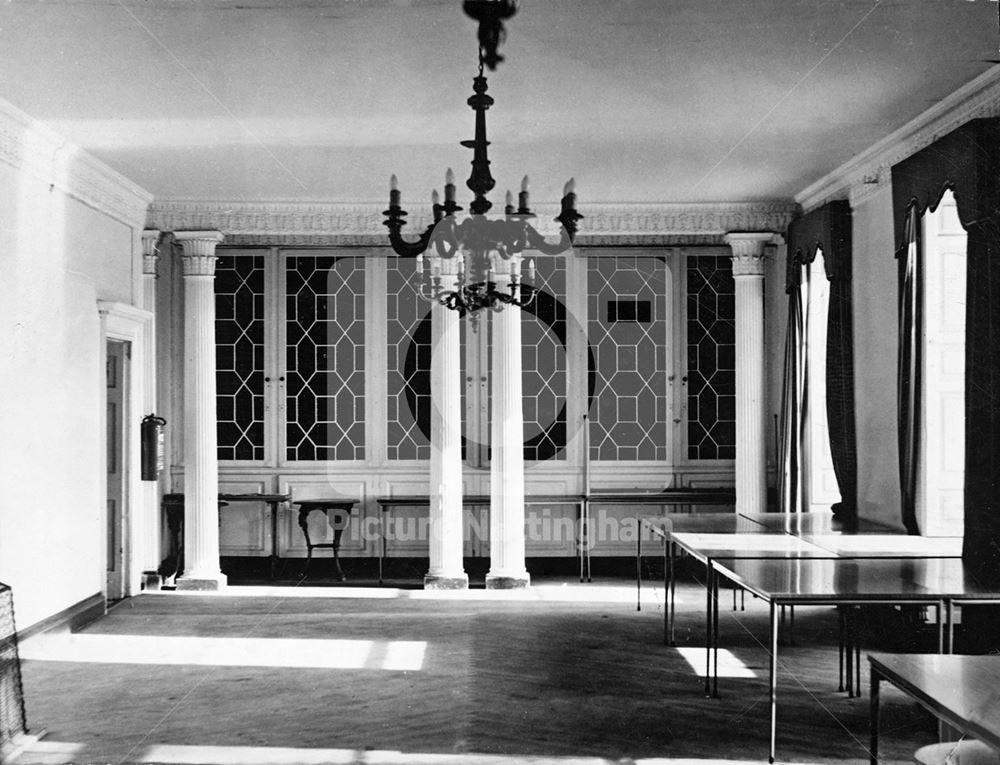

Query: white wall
[[851, 186, 904, 531], [0, 143, 139, 629]]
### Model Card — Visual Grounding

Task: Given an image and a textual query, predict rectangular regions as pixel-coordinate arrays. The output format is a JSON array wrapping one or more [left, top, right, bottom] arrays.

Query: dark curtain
[[896, 208, 921, 535], [784, 201, 857, 521], [890, 118, 1000, 583], [778, 265, 806, 513]]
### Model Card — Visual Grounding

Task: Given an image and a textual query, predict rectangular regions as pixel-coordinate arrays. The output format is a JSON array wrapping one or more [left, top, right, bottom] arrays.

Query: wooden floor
[[12, 575, 938, 764]]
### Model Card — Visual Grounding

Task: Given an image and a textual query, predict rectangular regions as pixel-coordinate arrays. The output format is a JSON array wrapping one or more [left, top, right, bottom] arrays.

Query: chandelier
[[383, 0, 581, 329]]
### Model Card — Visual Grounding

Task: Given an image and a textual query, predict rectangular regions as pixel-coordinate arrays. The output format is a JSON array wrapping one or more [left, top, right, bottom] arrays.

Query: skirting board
[[17, 592, 105, 641]]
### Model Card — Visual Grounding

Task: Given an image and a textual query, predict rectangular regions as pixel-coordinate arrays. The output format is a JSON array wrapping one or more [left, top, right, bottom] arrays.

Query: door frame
[[99, 302, 154, 598]]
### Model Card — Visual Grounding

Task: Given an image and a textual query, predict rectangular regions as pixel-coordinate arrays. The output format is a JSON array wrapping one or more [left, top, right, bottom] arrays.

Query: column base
[[423, 573, 469, 590], [141, 571, 162, 591], [176, 573, 227, 591], [485, 573, 530, 589]]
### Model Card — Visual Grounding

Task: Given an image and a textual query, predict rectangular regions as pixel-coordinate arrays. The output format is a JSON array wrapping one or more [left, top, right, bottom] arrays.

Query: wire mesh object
[[0, 582, 27, 752]]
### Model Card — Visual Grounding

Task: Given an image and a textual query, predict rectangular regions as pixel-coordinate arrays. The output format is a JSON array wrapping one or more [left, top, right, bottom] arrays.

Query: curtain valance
[[891, 118, 1000, 258], [785, 200, 852, 292]]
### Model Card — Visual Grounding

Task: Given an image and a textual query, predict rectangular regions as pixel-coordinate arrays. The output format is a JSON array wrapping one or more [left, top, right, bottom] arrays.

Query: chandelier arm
[[385, 218, 435, 258], [524, 226, 574, 256]]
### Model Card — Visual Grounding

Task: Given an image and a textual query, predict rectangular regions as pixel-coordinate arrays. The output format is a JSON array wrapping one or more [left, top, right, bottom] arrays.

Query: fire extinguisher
[[141, 414, 167, 481]]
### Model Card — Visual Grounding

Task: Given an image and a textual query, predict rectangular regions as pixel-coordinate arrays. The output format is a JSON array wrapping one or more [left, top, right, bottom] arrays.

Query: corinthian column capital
[[142, 229, 162, 276], [724, 232, 774, 277], [175, 230, 225, 276]]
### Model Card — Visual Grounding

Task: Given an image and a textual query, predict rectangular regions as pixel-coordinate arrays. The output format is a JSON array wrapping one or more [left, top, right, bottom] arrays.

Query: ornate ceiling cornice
[[146, 200, 799, 247], [798, 66, 1000, 213], [0, 97, 153, 229]]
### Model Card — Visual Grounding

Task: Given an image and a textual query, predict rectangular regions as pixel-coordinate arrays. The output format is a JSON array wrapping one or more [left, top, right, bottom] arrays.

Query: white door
[[106, 340, 130, 599]]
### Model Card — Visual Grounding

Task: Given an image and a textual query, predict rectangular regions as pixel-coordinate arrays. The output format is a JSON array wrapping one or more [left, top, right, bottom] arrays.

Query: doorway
[[106, 339, 130, 600]]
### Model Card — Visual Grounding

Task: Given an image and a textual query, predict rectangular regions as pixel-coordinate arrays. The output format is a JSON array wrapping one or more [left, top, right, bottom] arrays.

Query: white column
[[487, 255, 530, 589], [140, 230, 162, 583], [725, 233, 772, 515], [176, 230, 227, 590], [425, 255, 469, 589]]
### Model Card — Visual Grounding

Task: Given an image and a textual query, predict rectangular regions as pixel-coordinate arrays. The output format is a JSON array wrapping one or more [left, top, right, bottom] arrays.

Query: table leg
[[855, 608, 862, 698], [669, 541, 676, 646], [937, 601, 944, 654], [379, 507, 387, 585], [869, 666, 880, 765], [838, 607, 845, 693], [946, 601, 954, 655], [846, 608, 854, 697], [712, 567, 720, 698], [705, 563, 713, 698], [270, 501, 279, 579], [789, 605, 796, 647], [662, 536, 669, 646], [769, 599, 779, 764], [636, 531, 642, 612], [585, 500, 592, 583]]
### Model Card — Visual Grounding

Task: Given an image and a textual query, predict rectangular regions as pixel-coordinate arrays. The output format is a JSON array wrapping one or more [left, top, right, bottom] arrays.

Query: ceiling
[[0, 0, 997, 205]]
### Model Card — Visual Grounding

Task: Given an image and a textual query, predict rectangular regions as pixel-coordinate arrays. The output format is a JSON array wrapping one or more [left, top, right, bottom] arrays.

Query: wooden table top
[[669, 532, 835, 563], [376, 495, 586, 506], [739, 511, 895, 535], [641, 513, 774, 537], [292, 498, 359, 508], [869, 653, 1000, 751], [803, 534, 963, 558], [714, 558, 954, 602], [588, 489, 736, 504], [218, 493, 292, 503]]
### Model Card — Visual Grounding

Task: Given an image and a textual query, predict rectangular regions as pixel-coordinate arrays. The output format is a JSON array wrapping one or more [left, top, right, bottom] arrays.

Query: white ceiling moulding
[[0, 97, 152, 230], [146, 200, 799, 247], [797, 65, 1000, 213]]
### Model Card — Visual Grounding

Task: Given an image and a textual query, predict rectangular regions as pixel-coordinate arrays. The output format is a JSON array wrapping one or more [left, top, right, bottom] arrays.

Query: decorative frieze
[[147, 200, 799, 247], [0, 97, 152, 229]]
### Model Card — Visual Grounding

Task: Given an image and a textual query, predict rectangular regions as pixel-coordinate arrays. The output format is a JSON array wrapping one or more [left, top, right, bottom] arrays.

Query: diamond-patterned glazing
[[517, 256, 567, 461], [587, 257, 668, 461], [215, 254, 265, 461], [687, 255, 736, 459], [286, 256, 366, 461], [386, 257, 431, 460]]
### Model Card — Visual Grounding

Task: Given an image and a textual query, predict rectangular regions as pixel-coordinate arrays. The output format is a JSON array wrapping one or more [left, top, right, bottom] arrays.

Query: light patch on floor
[[15, 743, 820, 765], [674, 646, 756, 678], [18, 634, 426, 671]]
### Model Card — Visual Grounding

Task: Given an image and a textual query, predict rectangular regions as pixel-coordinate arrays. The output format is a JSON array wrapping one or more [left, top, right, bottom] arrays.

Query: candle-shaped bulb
[[432, 189, 440, 205], [389, 174, 400, 208], [518, 175, 530, 212], [416, 253, 423, 274], [563, 178, 575, 196], [506, 190, 514, 206], [445, 168, 456, 203], [528, 258, 536, 282]]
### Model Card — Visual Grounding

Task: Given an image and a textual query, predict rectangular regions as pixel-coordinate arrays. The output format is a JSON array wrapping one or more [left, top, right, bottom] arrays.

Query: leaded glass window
[[519, 255, 568, 461], [285, 255, 366, 461], [386, 257, 431, 460], [687, 255, 736, 460], [587, 257, 668, 461], [215, 254, 266, 461]]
